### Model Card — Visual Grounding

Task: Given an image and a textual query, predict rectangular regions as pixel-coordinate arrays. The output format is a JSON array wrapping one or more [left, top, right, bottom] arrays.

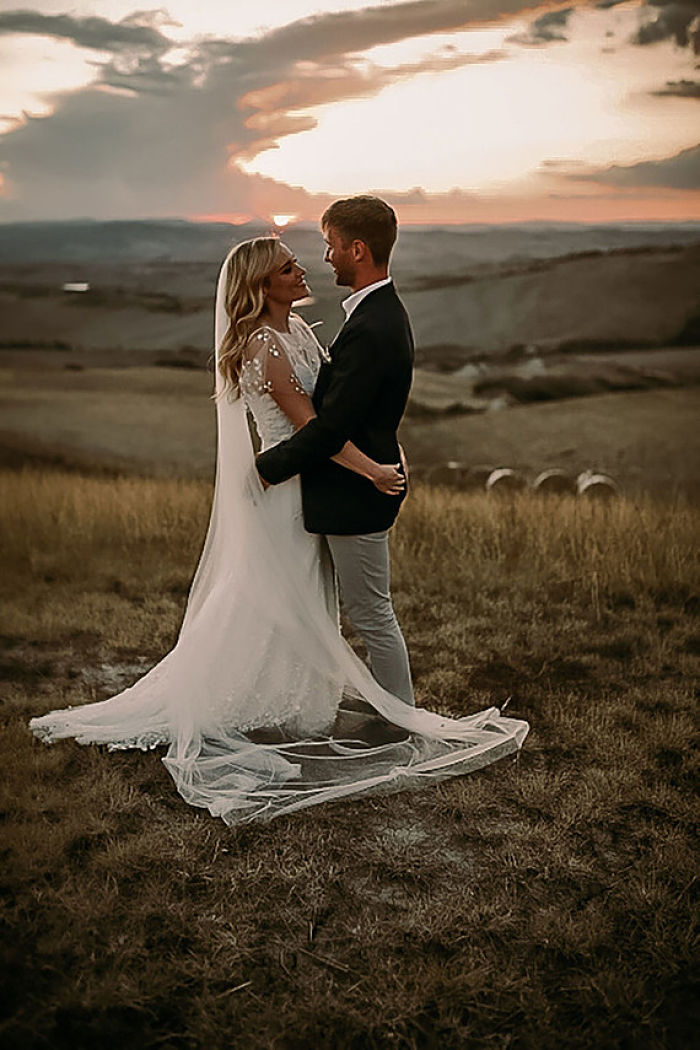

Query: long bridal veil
[[30, 250, 529, 824]]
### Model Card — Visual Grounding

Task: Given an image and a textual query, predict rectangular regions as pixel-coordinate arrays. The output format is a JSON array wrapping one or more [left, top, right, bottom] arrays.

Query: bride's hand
[[371, 463, 405, 495]]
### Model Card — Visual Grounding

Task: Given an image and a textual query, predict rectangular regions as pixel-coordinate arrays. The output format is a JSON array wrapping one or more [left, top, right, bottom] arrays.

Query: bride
[[29, 236, 529, 824]]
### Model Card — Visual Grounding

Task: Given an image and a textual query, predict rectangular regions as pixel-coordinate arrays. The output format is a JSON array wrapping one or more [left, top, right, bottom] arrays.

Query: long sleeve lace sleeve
[[242, 327, 315, 430]]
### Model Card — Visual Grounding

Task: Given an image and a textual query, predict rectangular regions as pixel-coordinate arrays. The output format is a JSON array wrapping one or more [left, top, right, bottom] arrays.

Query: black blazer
[[256, 281, 414, 535]]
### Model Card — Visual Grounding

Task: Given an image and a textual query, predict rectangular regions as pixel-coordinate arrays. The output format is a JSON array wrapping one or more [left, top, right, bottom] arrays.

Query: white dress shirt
[[341, 277, 392, 319]]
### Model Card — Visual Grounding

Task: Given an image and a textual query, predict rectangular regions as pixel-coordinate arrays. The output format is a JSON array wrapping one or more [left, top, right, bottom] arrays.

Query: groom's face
[[322, 225, 356, 287]]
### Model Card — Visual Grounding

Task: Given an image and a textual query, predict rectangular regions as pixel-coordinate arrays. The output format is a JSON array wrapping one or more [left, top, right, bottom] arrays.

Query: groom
[[256, 195, 415, 705]]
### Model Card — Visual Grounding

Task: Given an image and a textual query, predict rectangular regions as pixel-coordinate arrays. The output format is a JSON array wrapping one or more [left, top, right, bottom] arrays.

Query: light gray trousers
[[325, 530, 415, 706]]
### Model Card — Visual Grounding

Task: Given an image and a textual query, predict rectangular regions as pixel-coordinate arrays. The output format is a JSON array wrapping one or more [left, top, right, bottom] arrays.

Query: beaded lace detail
[[239, 315, 322, 449]]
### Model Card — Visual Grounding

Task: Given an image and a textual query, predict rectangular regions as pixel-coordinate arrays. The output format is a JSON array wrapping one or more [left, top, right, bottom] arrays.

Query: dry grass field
[[1, 469, 698, 1049]]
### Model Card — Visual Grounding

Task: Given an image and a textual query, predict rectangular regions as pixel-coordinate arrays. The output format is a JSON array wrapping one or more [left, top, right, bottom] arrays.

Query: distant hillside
[[1, 220, 699, 355], [1, 218, 700, 264], [404, 242, 700, 354], [0, 219, 268, 264]]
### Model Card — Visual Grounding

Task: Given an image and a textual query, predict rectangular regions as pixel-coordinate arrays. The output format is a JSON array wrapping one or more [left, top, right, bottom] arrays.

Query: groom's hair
[[321, 196, 397, 267]]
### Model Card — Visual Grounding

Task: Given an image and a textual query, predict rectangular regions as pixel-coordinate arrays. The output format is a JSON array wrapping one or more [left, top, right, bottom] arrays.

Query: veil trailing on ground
[[30, 250, 529, 824]]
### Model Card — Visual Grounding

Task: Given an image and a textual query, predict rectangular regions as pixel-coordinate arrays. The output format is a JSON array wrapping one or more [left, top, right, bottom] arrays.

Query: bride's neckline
[[257, 315, 298, 336]]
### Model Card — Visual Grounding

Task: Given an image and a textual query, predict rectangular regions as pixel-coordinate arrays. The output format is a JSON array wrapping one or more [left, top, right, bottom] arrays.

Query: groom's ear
[[351, 239, 369, 261]]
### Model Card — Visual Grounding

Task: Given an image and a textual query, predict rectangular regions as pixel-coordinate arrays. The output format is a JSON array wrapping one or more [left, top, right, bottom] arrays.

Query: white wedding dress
[[29, 252, 529, 824]]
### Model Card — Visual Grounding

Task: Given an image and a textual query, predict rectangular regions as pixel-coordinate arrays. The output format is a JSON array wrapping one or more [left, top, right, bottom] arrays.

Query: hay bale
[[577, 471, 619, 499], [532, 469, 577, 495], [486, 468, 527, 493]]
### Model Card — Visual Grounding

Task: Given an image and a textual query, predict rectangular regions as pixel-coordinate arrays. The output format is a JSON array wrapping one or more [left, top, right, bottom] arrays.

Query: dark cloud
[[0, 0, 532, 220], [0, 8, 173, 53], [508, 7, 573, 46], [568, 143, 700, 189], [515, 0, 700, 54], [633, 1, 700, 50], [229, 0, 549, 62], [652, 77, 700, 95], [98, 54, 199, 96]]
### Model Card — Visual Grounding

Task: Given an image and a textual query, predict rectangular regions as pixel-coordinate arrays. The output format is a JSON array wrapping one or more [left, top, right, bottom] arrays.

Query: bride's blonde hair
[[217, 236, 283, 395]]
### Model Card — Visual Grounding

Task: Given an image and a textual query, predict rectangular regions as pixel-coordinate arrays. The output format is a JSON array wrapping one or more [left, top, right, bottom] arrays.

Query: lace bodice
[[240, 314, 325, 449]]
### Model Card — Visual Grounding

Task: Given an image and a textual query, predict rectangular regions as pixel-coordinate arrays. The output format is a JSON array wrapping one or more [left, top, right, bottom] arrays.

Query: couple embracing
[[30, 196, 528, 824]]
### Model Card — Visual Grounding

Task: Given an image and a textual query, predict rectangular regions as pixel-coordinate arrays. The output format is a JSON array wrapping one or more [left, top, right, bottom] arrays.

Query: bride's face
[[263, 246, 309, 307]]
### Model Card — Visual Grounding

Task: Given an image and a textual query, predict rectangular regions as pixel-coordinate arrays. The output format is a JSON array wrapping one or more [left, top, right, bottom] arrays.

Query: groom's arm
[[257, 328, 382, 485]]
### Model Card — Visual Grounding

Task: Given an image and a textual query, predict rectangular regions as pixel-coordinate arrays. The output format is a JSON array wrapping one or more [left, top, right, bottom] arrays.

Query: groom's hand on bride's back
[[370, 462, 405, 496]]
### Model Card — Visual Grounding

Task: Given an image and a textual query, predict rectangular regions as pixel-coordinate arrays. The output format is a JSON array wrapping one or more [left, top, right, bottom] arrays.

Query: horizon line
[[2, 216, 700, 229]]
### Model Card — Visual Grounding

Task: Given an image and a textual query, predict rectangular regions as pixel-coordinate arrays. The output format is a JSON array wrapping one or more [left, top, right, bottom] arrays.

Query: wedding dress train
[[29, 253, 529, 824]]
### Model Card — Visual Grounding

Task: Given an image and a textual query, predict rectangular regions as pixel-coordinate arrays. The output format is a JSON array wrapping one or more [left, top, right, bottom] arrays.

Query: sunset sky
[[0, 0, 698, 224]]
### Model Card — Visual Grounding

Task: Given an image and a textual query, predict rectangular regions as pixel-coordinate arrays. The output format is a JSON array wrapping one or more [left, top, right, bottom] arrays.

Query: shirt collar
[[341, 277, 392, 319]]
